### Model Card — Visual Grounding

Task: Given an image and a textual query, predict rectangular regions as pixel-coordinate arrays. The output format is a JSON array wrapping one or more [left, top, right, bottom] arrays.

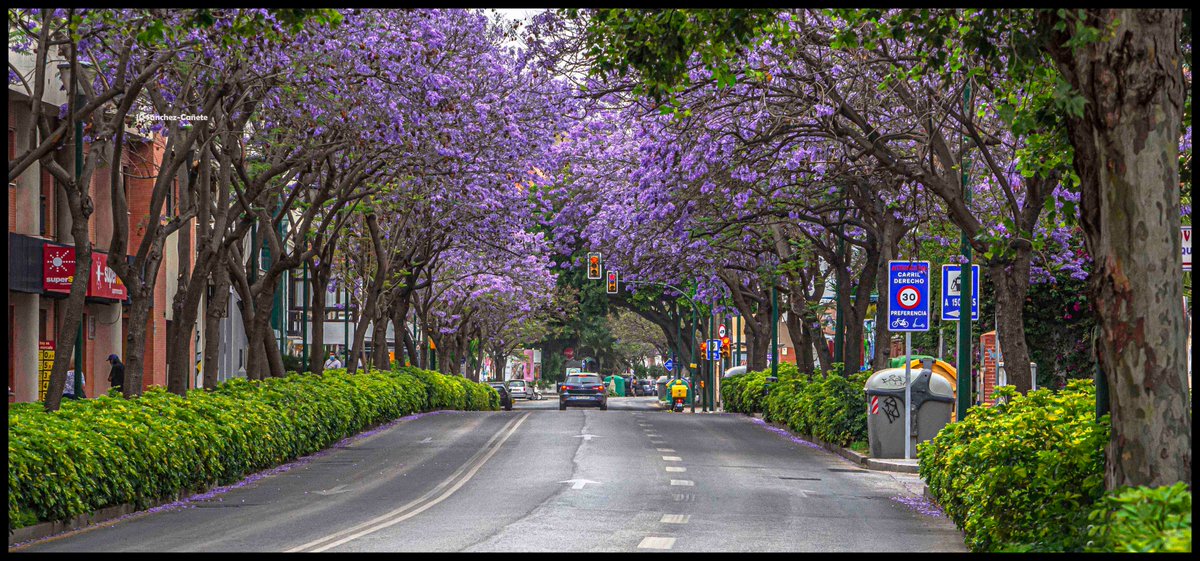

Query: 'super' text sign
[[1184, 226, 1192, 272], [888, 261, 930, 332]]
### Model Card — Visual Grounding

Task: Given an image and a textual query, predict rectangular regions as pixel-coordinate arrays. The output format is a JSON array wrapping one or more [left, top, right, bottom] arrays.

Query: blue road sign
[[664, 358, 675, 372], [941, 264, 980, 321], [707, 339, 721, 360], [888, 261, 930, 332]]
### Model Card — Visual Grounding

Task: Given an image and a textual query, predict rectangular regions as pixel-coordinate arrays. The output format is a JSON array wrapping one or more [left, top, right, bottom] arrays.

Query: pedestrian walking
[[63, 368, 85, 400], [107, 354, 124, 393]]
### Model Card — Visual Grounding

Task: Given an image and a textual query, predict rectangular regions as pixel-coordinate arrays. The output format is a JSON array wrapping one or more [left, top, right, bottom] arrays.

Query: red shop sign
[[88, 251, 127, 300], [43, 244, 75, 293], [42, 244, 127, 300]]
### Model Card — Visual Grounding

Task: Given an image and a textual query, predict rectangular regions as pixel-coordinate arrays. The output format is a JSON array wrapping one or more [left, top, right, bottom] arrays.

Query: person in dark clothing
[[107, 354, 124, 393]]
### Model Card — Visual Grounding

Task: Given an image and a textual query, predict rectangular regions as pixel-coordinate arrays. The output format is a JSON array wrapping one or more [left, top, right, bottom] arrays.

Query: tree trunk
[[203, 263, 231, 390], [372, 311, 390, 370], [784, 299, 813, 375], [166, 250, 212, 394], [308, 261, 329, 375], [988, 252, 1034, 393], [45, 188, 92, 411], [1046, 8, 1190, 489], [350, 214, 385, 374]]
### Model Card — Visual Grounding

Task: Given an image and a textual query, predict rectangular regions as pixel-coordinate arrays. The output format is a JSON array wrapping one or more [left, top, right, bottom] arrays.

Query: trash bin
[[656, 376, 669, 401], [604, 375, 625, 396], [864, 362, 955, 459]]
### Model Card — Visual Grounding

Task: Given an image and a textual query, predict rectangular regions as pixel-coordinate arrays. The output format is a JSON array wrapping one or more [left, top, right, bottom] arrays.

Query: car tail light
[[561, 385, 574, 391], [590, 385, 604, 391]]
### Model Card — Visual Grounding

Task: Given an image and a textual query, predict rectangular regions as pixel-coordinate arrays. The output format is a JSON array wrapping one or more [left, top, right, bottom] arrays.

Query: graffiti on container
[[882, 396, 901, 424]]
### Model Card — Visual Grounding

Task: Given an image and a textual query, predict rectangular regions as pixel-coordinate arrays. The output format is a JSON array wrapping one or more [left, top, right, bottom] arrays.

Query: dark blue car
[[559, 374, 607, 411]]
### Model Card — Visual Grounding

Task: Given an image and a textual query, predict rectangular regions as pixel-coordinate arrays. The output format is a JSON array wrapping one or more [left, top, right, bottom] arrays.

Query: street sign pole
[[905, 331, 912, 460], [888, 260, 930, 461]]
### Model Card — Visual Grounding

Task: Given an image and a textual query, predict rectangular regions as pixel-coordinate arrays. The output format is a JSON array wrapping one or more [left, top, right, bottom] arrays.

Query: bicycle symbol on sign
[[891, 317, 910, 329]]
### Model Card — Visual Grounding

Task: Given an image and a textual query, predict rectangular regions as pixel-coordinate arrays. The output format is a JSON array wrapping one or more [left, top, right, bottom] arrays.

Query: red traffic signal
[[606, 270, 618, 294], [587, 252, 602, 279]]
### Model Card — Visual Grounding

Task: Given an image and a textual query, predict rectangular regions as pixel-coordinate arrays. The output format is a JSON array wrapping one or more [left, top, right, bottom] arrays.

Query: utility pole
[[72, 82, 84, 399], [301, 259, 308, 372], [771, 285, 779, 380], [956, 78, 974, 421]]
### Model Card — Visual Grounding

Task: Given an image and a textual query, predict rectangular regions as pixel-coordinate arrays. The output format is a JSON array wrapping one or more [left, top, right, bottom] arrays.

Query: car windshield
[[509, 381, 525, 387], [566, 376, 602, 385]]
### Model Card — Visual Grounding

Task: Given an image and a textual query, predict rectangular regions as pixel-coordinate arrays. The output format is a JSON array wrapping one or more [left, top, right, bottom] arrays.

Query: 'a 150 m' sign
[[43, 244, 127, 300]]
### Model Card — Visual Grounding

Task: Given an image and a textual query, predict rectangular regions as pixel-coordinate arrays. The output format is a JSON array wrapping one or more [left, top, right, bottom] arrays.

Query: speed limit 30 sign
[[887, 261, 930, 332]]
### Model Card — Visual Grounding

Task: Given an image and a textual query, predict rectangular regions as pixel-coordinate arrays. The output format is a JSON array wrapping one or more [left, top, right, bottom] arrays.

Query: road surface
[[13, 396, 965, 552]]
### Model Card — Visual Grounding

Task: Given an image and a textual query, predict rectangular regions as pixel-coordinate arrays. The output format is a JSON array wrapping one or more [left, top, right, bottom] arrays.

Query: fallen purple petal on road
[[750, 417, 824, 450], [891, 495, 947, 518]]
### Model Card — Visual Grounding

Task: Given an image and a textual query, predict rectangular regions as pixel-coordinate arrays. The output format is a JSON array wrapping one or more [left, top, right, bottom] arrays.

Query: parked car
[[723, 365, 747, 378], [487, 382, 513, 411], [559, 373, 607, 410], [636, 379, 656, 396], [506, 379, 531, 400]]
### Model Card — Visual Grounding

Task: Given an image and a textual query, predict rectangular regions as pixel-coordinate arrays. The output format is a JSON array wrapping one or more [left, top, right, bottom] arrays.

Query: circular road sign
[[897, 286, 921, 310], [718, 324, 727, 337]]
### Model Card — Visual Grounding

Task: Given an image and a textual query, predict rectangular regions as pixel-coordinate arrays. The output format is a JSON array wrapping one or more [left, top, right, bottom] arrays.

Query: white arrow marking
[[573, 434, 602, 441], [316, 484, 350, 496], [420, 437, 432, 443], [559, 479, 601, 490]]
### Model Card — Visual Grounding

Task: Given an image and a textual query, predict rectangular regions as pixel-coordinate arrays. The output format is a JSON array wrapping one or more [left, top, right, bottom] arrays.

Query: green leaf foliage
[[721, 363, 872, 448], [8, 366, 496, 531], [918, 380, 1109, 551], [1084, 482, 1192, 553]]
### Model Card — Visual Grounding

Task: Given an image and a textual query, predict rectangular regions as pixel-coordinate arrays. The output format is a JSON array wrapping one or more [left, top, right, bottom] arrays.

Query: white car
[[723, 365, 747, 378], [506, 379, 531, 400]]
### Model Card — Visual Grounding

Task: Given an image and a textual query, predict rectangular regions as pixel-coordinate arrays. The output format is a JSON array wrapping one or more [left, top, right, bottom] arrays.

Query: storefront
[[9, 233, 129, 402]]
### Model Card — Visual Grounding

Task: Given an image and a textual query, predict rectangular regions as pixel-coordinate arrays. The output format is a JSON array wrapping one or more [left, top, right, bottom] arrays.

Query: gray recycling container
[[656, 376, 669, 402], [864, 364, 955, 459]]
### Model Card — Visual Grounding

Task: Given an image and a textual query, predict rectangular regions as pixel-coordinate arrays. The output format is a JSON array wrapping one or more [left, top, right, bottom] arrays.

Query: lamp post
[[956, 79, 974, 421], [771, 284, 778, 380]]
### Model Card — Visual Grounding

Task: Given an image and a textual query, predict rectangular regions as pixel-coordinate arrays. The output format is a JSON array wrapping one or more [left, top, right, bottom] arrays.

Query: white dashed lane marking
[[660, 514, 690, 524], [656, 448, 675, 452], [638, 536, 676, 550], [662, 456, 682, 461], [665, 466, 686, 472], [670, 480, 694, 486]]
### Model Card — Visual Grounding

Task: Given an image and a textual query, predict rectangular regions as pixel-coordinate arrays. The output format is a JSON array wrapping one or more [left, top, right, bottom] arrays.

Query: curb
[[747, 413, 917, 474]]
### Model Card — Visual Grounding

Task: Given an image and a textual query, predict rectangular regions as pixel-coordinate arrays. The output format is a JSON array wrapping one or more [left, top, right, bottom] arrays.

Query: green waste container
[[888, 355, 938, 369], [604, 375, 626, 397]]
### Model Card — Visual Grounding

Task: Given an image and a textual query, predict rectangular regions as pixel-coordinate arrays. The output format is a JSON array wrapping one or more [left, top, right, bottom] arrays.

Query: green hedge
[[1084, 482, 1191, 552], [8, 367, 497, 531], [919, 380, 1192, 552], [919, 380, 1109, 551], [722, 363, 871, 448]]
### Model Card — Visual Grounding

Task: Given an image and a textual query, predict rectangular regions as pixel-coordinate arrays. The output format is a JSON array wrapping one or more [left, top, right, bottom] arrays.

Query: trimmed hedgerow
[[1084, 482, 1191, 553], [8, 367, 496, 531], [919, 380, 1108, 552], [722, 363, 870, 448]]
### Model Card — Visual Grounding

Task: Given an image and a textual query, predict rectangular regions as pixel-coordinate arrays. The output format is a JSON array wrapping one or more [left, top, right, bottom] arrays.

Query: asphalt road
[[13, 396, 966, 552]]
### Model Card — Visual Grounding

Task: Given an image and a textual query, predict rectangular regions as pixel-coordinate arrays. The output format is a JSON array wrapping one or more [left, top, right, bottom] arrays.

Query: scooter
[[672, 396, 686, 413]]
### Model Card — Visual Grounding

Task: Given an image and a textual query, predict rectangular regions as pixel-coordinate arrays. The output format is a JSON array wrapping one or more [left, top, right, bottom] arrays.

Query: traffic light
[[606, 270, 618, 294], [721, 336, 731, 360], [587, 252, 602, 279]]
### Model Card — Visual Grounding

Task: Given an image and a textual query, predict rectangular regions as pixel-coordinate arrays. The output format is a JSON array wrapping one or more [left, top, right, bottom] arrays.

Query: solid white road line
[[660, 514, 690, 524], [670, 480, 694, 486], [665, 467, 686, 472], [287, 413, 530, 552], [637, 536, 676, 550]]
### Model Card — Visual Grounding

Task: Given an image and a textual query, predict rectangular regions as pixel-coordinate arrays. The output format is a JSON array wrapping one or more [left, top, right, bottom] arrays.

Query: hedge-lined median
[[8, 366, 498, 531]]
